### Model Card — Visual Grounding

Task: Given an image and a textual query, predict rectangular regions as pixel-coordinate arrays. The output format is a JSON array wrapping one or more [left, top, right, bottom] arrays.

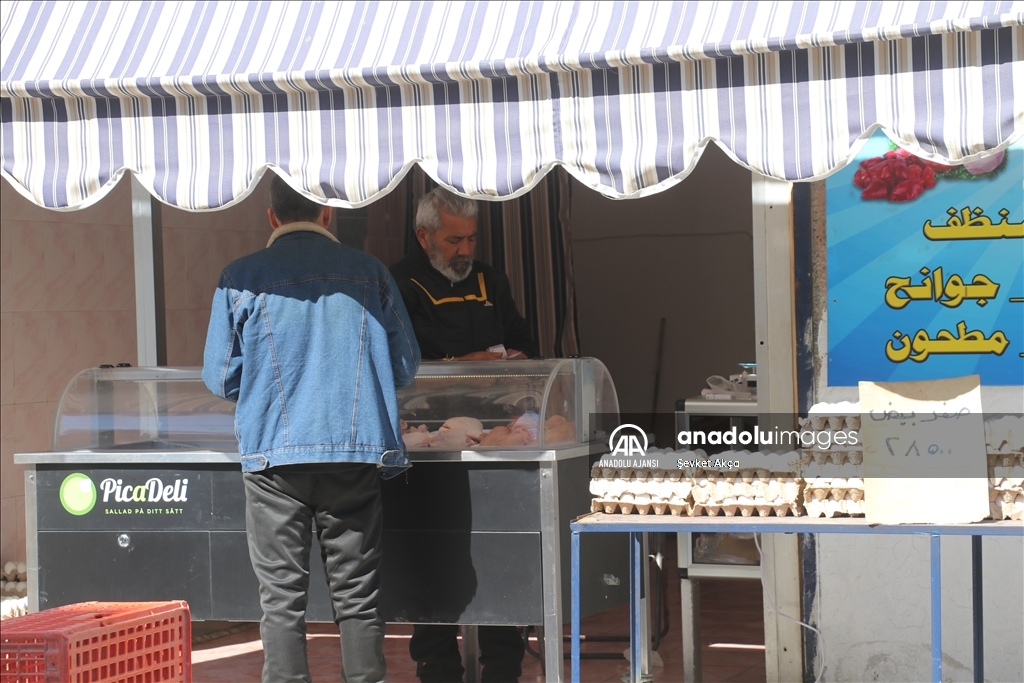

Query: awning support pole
[[131, 175, 166, 367]]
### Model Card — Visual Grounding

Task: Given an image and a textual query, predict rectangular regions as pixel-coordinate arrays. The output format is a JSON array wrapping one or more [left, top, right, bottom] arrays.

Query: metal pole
[[461, 625, 480, 683], [130, 175, 166, 367], [630, 532, 642, 683], [571, 529, 581, 683], [640, 532, 652, 677], [538, 463, 564, 682], [971, 535, 983, 683], [930, 534, 941, 683]]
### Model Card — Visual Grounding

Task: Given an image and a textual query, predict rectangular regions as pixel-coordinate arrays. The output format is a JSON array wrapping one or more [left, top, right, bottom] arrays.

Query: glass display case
[[21, 358, 624, 675], [51, 358, 619, 455], [53, 366, 237, 453], [397, 358, 619, 450]]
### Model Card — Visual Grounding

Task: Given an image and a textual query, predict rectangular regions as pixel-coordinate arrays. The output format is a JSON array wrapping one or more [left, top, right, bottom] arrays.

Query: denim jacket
[[202, 222, 421, 474]]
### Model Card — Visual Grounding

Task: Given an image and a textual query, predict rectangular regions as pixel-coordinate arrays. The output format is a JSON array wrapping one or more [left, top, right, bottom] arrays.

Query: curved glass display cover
[[51, 358, 620, 452], [396, 358, 619, 449], [53, 367, 237, 452]]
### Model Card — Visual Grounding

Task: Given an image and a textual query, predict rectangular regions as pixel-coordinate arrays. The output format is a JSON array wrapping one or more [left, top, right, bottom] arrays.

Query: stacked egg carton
[[589, 449, 803, 517], [799, 406, 865, 518], [0, 561, 28, 621], [687, 451, 803, 517], [986, 416, 1024, 521], [589, 456, 694, 515], [0, 561, 26, 597]]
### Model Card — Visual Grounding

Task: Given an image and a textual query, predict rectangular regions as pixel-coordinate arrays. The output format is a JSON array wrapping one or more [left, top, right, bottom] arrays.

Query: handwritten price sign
[[860, 376, 989, 525]]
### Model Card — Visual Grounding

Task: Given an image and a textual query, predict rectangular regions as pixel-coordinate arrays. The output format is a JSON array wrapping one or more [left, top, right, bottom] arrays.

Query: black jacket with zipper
[[389, 247, 538, 360]]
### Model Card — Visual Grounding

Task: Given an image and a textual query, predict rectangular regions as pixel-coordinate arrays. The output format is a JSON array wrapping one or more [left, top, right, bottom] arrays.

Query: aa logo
[[60, 473, 97, 515], [608, 424, 649, 457]]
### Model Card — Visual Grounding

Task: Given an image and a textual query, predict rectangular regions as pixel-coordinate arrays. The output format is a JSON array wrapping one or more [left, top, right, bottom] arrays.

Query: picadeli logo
[[99, 477, 189, 504], [59, 473, 97, 515], [608, 424, 649, 457]]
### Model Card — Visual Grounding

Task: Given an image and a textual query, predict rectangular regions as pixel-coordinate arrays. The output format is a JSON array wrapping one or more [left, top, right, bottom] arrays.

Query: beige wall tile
[[15, 495, 25, 563], [5, 220, 46, 311], [14, 401, 52, 455], [12, 312, 48, 404], [110, 310, 138, 367], [0, 312, 11, 405], [165, 309, 188, 366], [73, 224, 110, 311], [0, 404, 18, 499], [162, 228, 188, 311], [77, 224, 137, 313], [185, 229, 219, 310], [76, 311, 109, 368], [105, 225, 136, 312], [0, 497, 16, 564], [188, 309, 212, 367], [44, 311, 82, 402], [0, 454, 24, 503], [76, 311, 135, 368], [42, 223, 79, 311], [0, 213, 11, 310]]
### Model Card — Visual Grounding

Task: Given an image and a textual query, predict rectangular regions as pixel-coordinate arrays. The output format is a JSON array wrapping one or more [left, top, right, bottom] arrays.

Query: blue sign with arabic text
[[826, 132, 1024, 387]]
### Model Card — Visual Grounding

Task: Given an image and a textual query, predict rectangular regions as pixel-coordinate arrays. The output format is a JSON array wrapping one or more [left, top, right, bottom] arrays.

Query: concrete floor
[[191, 542, 767, 682]]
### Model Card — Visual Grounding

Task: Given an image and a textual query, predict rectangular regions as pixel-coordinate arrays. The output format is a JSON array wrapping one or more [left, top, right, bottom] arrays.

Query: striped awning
[[2, 1, 1023, 210]]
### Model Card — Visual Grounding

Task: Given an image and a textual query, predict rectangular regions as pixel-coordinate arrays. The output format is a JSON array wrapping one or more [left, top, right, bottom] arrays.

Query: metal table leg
[[930, 534, 941, 683], [640, 532, 652, 679], [680, 574, 701, 680], [630, 532, 643, 683], [539, 462, 564, 682], [972, 535, 983, 683], [462, 625, 480, 683], [571, 529, 581, 683]]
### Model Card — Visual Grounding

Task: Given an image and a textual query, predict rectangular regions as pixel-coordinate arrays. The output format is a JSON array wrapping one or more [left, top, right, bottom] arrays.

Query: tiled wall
[[1, 178, 136, 566], [0, 174, 273, 566], [161, 176, 272, 366]]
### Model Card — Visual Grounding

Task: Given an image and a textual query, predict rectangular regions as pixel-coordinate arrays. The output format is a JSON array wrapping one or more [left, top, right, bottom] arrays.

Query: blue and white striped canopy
[[2, 1, 1023, 210]]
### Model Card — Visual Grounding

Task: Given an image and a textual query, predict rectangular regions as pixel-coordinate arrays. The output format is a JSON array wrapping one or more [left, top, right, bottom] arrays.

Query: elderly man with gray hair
[[389, 187, 538, 682], [390, 187, 537, 363]]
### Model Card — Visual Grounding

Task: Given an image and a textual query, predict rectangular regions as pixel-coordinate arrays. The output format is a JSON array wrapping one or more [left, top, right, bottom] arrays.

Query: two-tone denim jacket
[[202, 222, 421, 476]]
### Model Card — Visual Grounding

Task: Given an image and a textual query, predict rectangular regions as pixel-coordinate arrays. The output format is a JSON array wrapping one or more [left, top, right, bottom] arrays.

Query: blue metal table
[[569, 513, 1023, 683]]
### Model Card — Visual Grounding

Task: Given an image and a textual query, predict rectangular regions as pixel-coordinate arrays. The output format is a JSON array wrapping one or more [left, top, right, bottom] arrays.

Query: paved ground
[[192, 541, 766, 682]]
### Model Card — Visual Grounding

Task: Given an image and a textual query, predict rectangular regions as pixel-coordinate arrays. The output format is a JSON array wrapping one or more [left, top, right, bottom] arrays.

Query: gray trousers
[[244, 463, 385, 683]]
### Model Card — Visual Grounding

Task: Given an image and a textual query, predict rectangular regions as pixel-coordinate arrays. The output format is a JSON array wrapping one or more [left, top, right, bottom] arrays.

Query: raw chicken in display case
[[46, 359, 619, 454], [396, 357, 619, 450]]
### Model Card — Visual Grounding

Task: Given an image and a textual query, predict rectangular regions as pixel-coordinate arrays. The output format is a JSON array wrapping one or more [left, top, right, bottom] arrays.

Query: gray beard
[[426, 243, 473, 283]]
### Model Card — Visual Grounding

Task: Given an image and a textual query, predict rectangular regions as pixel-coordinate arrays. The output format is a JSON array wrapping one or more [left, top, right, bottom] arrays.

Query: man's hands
[[452, 349, 530, 361]]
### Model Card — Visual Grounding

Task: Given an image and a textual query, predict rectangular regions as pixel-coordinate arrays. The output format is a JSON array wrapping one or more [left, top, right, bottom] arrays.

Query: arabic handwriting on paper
[[884, 322, 1011, 363], [884, 267, 1000, 309], [860, 377, 988, 525], [923, 206, 1024, 241]]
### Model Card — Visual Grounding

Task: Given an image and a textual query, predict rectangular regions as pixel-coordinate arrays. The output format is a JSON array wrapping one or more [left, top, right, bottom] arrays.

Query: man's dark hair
[[270, 175, 325, 224]]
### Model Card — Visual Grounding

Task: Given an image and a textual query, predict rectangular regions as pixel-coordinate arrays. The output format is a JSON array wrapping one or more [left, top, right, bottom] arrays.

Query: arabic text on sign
[[923, 207, 1024, 241], [884, 322, 1010, 363], [884, 267, 999, 309]]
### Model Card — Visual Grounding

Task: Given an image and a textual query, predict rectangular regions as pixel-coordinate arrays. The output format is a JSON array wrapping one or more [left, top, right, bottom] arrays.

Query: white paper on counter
[[859, 375, 989, 525]]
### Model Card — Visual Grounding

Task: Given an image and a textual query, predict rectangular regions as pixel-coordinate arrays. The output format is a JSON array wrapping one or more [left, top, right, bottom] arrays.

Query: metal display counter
[[17, 361, 627, 682], [569, 513, 1024, 683]]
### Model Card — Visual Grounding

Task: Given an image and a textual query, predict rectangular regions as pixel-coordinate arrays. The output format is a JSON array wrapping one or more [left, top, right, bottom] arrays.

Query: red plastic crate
[[0, 601, 191, 683]]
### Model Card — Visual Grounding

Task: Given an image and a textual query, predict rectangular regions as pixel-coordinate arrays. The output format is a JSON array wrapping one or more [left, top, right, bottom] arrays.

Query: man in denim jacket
[[203, 176, 420, 683]]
